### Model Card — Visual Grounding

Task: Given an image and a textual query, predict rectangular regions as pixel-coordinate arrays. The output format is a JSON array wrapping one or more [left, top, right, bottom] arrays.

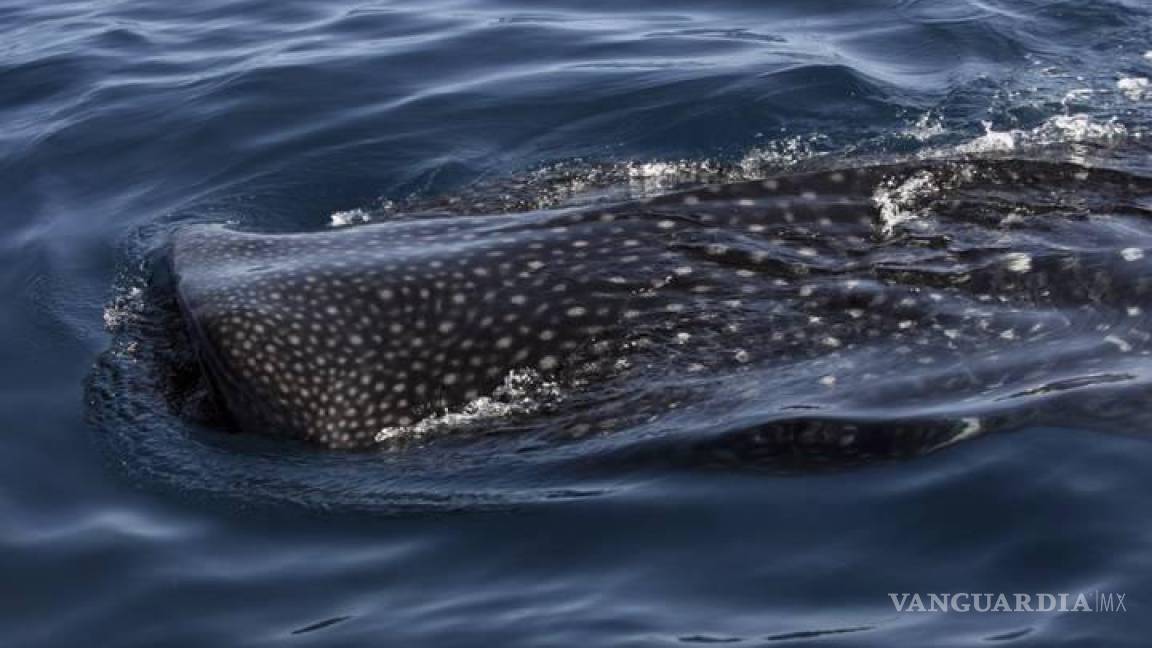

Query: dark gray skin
[[172, 159, 1152, 448]]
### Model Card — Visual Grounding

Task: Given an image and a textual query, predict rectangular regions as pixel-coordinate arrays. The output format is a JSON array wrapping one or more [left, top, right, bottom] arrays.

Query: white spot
[[1105, 335, 1132, 352], [1003, 252, 1032, 273], [1121, 248, 1144, 262]]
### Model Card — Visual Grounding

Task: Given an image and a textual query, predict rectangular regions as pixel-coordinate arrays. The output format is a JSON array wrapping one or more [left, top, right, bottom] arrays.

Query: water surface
[[4, 0, 1152, 645]]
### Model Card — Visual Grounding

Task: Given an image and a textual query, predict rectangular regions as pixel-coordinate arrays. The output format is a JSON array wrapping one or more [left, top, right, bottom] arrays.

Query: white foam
[[1117, 77, 1150, 101], [952, 114, 1127, 155], [872, 171, 938, 236], [627, 161, 686, 178], [1061, 88, 1097, 106], [329, 208, 372, 227], [1043, 114, 1127, 141], [955, 121, 1018, 154], [102, 286, 143, 331], [619, 140, 819, 194], [624, 159, 716, 196], [102, 283, 147, 358], [374, 369, 561, 443], [737, 135, 824, 175], [905, 113, 946, 141]]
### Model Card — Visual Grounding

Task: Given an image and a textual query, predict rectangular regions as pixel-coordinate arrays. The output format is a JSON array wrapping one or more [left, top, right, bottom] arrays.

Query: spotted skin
[[175, 203, 701, 446], [172, 159, 1152, 449]]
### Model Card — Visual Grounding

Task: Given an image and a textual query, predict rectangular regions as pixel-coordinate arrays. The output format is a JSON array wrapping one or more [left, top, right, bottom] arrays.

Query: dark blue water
[[6, 0, 1152, 645]]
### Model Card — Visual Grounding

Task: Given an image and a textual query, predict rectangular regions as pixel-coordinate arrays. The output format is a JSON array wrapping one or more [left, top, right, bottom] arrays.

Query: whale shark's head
[[170, 206, 688, 446]]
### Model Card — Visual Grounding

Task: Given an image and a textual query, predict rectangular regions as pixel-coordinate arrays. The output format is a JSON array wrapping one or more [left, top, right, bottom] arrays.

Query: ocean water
[[6, 0, 1152, 645]]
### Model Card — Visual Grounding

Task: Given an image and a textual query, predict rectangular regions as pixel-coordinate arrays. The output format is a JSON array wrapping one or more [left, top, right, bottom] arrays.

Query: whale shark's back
[[171, 159, 1152, 457]]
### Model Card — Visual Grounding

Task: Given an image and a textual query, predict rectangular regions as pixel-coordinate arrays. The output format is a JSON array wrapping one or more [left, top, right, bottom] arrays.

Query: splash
[[952, 114, 1127, 155], [904, 113, 947, 142], [1062, 88, 1098, 106], [872, 170, 939, 236], [1117, 77, 1150, 101], [101, 265, 152, 359], [103, 285, 144, 332], [625, 159, 722, 196], [374, 369, 562, 444], [329, 208, 373, 227], [1039, 114, 1128, 142], [620, 135, 827, 195], [736, 134, 827, 173], [954, 122, 1018, 154]]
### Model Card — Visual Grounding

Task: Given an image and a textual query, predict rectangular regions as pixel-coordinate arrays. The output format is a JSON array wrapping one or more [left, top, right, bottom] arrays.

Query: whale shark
[[170, 158, 1152, 450]]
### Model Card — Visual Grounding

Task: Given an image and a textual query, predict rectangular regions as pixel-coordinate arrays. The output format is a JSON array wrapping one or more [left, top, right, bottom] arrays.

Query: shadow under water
[[88, 149, 1152, 512]]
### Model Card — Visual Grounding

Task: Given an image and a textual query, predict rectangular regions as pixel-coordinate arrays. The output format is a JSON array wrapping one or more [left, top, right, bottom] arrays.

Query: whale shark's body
[[172, 159, 1152, 449]]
